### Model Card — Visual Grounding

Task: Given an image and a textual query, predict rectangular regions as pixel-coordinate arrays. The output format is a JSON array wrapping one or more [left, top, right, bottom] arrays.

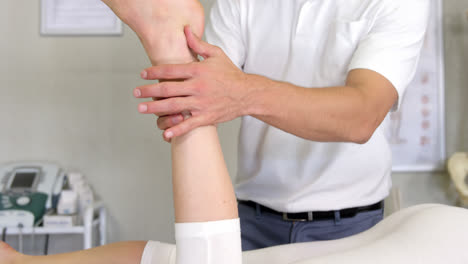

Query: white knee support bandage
[[175, 218, 242, 264], [141, 218, 242, 264], [141, 241, 176, 264]]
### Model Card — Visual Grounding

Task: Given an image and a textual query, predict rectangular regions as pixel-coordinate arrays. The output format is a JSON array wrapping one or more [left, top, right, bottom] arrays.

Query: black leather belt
[[238, 200, 384, 222]]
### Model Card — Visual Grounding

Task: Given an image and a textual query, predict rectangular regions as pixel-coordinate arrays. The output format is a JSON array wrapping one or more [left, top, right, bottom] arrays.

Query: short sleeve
[[348, 0, 431, 111], [205, 0, 246, 69]]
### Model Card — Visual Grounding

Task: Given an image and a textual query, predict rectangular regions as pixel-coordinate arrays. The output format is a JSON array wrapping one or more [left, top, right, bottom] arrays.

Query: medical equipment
[[0, 164, 105, 254], [57, 190, 78, 215], [66, 172, 95, 220], [43, 214, 78, 228], [53, 172, 95, 227], [0, 162, 65, 228], [448, 153, 468, 206]]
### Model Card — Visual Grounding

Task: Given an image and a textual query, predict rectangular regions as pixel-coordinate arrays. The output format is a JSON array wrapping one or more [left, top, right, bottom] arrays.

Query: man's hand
[[101, 0, 204, 65], [135, 26, 251, 141]]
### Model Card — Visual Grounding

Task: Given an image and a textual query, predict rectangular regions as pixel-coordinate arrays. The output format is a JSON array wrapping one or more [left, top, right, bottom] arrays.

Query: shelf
[[2, 201, 106, 250], [3, 219, 100, 235]]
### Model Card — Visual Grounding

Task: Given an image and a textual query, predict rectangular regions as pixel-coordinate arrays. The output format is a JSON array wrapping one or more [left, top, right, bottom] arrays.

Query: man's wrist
[[241, 73, 273, 118]]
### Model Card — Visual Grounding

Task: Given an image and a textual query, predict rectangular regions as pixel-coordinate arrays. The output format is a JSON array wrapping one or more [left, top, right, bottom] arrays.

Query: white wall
[[391, 0, 468, 208], [0, 0, 467, 254]]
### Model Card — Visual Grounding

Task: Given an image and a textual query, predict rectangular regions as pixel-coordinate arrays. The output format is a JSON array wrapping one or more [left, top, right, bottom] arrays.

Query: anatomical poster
[[41, 0, 122, 35], [382, 0, 445, 172]]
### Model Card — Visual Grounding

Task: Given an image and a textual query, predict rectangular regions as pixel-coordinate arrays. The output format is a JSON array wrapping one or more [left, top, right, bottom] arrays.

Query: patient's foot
[[0, 241, 24, 264], [101, 0, 205, 65]]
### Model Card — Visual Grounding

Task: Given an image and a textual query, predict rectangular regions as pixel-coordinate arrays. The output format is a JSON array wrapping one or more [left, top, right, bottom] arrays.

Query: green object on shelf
[[0, 192, 48, 224]]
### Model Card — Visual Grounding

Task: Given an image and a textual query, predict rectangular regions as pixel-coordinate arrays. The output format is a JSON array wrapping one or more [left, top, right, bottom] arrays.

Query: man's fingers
[[134, 81, 196, 99], [141, 64, 196, 80], [138, 97, 196, 116], [157, 114, 184, 130], [184, 25, 222, 59], [163, 115, 206, 140]]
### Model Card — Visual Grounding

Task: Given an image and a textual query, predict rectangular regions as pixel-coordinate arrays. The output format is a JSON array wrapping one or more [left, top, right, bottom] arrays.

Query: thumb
[[184, 25, 220, 59]]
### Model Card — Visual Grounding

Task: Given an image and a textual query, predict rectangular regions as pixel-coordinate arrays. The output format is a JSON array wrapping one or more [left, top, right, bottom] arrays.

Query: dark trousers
[[238, 202, 384, 251]]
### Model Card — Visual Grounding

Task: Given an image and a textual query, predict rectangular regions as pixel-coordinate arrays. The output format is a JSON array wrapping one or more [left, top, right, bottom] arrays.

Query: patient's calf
[[0, 241, 25, 264]]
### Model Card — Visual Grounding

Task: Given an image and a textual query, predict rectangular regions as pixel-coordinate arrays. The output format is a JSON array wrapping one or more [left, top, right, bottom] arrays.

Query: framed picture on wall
[[382, 0, 446, 172], [40, 0, 122, 35]]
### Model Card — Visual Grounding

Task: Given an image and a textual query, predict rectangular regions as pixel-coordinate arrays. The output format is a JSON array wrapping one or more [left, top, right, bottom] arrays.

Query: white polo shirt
[[205, 0, 430, 212]]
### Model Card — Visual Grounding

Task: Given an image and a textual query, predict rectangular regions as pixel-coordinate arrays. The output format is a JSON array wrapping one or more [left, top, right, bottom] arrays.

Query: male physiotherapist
[[137, 0, 430, 251]]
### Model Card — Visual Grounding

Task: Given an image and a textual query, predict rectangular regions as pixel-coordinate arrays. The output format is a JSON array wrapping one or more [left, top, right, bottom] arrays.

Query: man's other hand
[[135, 26, 251, 141]]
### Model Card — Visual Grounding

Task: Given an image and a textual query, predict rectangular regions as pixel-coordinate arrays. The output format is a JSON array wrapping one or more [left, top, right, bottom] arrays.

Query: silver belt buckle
[[282, 212, 314, 222]]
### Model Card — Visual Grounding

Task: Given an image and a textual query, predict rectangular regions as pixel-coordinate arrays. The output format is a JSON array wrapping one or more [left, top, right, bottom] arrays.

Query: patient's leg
[[0, 241, 148, 264], [103, 0, 239, 228], [101, 0, 239, 221], [170, 118, 241, 263], [0, 241, 19, 264], [103, 0, 239, 227], [102, 1, 241, 262], [171, 122, 238, 222]]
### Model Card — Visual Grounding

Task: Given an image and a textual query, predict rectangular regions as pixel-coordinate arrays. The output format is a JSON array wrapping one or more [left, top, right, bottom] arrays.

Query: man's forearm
[[137, 37, 397, 143], [243, 74, 383, 144]]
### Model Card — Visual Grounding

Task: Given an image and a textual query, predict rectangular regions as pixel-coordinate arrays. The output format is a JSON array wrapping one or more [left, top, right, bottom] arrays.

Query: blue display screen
[[11, 172, 36, 189]]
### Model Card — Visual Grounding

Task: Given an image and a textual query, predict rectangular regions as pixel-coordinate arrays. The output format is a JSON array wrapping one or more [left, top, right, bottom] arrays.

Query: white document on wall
[[41, 0, 122, 35], [382, 0, 445, 172]]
